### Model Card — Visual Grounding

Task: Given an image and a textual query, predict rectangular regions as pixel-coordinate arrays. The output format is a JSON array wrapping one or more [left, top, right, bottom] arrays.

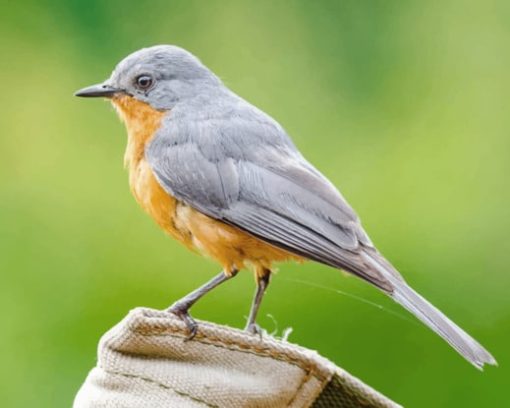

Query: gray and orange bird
[[76, 45, 496, 369]]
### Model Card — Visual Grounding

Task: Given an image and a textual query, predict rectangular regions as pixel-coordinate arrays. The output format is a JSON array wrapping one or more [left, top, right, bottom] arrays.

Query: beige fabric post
[[74, 308, 401, 408]]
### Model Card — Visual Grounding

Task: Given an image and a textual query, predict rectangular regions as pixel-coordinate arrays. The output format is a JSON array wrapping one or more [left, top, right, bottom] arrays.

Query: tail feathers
[[392, 283, 497, 370], [362, 252, 497, 369]]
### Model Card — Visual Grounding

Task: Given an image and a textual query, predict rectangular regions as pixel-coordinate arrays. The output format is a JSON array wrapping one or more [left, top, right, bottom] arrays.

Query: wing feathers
[[147, 117, 392, 291], [222, 201, 393, 291]]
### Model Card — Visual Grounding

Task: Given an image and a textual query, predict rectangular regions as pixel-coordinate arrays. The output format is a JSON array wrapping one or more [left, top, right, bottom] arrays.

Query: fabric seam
[[131, 328, 330, 383], [103, 369, 219, 408], [285, 368, 314, 407]]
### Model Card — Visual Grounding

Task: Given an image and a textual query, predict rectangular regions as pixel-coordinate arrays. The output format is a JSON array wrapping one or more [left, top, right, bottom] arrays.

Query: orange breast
[[112, 95, 301, 276]]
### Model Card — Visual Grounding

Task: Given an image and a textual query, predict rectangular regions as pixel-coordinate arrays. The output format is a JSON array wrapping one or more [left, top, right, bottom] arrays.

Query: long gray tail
[[362, 252, 497, 370]]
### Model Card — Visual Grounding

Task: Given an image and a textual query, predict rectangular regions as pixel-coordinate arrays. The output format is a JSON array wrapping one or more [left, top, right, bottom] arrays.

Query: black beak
[[74, 83, 122, 98]]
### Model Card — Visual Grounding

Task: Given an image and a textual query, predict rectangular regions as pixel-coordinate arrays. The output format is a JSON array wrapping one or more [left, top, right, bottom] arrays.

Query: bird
[[75, 45, 496, 369]]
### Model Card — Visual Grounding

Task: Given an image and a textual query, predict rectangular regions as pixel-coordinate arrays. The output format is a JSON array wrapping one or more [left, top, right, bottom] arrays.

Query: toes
[[168, 305, 198, 340], [245, 323, 263, 337], [185, 323, 198, 341]]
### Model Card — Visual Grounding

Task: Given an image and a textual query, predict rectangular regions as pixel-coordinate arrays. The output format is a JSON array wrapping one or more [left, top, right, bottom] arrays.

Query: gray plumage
[[107, 45, 496, 368]]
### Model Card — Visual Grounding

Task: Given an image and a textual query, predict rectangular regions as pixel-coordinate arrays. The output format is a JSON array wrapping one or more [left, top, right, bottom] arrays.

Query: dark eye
[[135, 75, 153, 90]]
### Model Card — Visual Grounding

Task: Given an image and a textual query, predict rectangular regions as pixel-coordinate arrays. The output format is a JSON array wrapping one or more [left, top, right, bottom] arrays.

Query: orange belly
[[112, 95, 300, 276]]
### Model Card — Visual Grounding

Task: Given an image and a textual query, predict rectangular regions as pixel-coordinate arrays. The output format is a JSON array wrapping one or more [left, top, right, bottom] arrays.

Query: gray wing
[[147, 112, 394, 292]]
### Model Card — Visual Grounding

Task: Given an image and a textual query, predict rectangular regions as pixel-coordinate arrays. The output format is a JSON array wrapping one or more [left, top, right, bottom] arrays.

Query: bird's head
[[75, 45, 221, 112]]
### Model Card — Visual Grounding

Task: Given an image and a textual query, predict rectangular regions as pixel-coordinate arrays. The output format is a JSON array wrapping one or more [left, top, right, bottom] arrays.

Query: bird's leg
[[169, 269, 238, 339], [245, 269, 271, 336]]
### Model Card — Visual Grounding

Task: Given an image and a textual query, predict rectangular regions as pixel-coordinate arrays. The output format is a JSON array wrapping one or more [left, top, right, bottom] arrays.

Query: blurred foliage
[[0, 0, 509, 406]]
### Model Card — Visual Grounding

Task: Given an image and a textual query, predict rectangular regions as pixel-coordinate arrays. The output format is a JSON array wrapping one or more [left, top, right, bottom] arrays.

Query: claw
[[165, 271, 236, 340], [245, 322, 264, 339], [184, 320, 198, 341], [168, 303, 198, 340]]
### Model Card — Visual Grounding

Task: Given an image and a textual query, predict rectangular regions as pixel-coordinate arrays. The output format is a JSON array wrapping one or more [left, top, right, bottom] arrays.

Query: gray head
[[75, 45, 221, 110]]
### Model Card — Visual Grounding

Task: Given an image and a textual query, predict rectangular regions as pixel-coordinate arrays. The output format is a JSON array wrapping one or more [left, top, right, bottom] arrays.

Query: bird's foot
[[168, 302, 198, 340], [245, 322, 264, 338]]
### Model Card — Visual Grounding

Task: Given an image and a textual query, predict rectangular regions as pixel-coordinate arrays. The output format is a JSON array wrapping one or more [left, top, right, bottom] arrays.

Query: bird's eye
[[135, 75, 153, 90]]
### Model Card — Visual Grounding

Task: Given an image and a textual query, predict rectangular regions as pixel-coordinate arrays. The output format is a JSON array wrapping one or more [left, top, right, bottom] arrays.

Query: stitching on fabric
[[133, 328, 329, 383], [303, 369, 336, 408], [285, 368, 314, 407], [104, 369, 219, 408]]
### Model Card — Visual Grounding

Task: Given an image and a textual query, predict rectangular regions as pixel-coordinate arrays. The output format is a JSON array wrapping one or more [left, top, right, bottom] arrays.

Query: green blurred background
[[1, 0, 508, 406]]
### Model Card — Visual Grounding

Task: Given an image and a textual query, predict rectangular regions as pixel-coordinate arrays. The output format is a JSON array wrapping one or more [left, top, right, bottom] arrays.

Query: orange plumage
[[112, 95, 301, 278]]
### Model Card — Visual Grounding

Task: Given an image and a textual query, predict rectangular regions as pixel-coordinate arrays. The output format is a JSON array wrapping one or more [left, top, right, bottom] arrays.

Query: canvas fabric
[[74, 308, 401, 408]]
